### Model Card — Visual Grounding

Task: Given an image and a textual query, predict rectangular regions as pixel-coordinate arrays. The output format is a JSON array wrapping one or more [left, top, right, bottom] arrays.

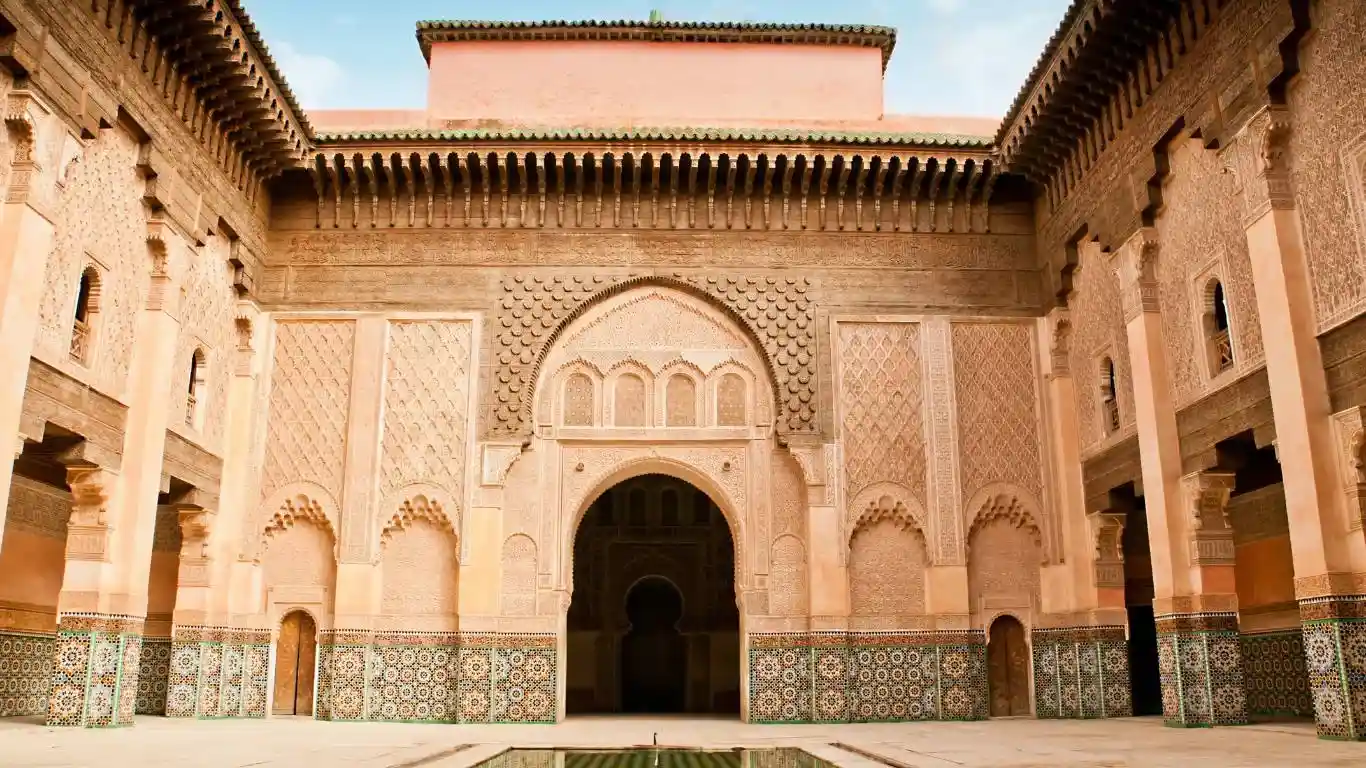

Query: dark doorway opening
[[565, 474, 740, 715], [987, 615, 1031, 716], [1114, 483, 1162, 716], [620, 577, 688, 713]]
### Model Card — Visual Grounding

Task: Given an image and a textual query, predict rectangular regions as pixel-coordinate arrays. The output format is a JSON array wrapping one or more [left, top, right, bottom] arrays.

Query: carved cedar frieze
[[488, 274, 813, 439]]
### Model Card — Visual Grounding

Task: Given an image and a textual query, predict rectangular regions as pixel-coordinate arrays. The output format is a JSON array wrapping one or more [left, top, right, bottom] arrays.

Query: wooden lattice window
[[1204, 279, 1235, 376], [1099, 356, 1120, 436], [186, 348, 207, 429], [70, 265, 101, 364]]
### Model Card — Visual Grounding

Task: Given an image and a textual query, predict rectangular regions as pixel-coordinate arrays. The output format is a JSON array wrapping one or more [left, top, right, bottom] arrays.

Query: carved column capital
[[1221, 104, 1295, 226], [1047, 308, 1072, 378], [1114, 228, 1160, 322], [1331, 406, 1366, 532], [1087, 510, 1127, 589], [175, 503, 216, 587], [1180, 470, 1237, 566], [63, 464, 116, 561]]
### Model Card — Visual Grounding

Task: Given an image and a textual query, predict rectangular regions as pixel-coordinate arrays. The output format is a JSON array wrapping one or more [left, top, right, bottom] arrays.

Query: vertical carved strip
[[817, 157, 831, 231], [960, 161, 982, 234], [348, 155, 362, 228], [441, 153, 454, 228], [780, 156, 795, 229], [650, 154, 661, 229], [706, 156, 717, 229], [852, 157, 870, 231], [309, 157, 325, 229], [978, 165, 1000, 233], [834, 159, 851, 231], [798, 158, 812, 230], [366, 154, 381, 228], [611, 153, 623, 227], [574, 154, 585, 228], [631, 154, 643, 228], [907, 159, 924, 233], [742, 156, 756, 230], [557, 153, 568, 228], [521, 152, 532, 228], [942, 159, 961, 234], [385, 153, 399, 227], [724, 157, 737, 229], [538, 153, 549, 227], [870, 159, 888, 232], [480, 153, 493, 228], [498, 153, 511, 228], [924, 318, 963, 565], [666, 154, 678, 229], [463, 153, 475, 227], [403, 154, 417, 227], [686, 155, 699, 229], [593, 154, 605, 228], [760, 156, 774, 229], [328, 155, 343, 229], [421, 154, 436, 228]]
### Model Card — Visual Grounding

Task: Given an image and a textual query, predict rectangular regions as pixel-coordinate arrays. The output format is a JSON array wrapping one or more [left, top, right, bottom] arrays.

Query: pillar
[[1223, 105, 1366, 739], [1116, 228, 1247, 727], [0, 92, 63, 551]]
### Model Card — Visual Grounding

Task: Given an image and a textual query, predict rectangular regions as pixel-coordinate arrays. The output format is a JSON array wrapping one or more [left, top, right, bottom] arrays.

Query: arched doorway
[[272, 610, 317, 716], [987, 615, 1031, 717], [620, 577, 687, 712], [565, 474, 740, 715]]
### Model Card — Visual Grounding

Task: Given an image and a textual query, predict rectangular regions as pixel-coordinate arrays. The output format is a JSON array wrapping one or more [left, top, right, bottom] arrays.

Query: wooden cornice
[[305, 146, 1002, 234], [80, 1, 311, 184], [995, 0, 1225, 194]]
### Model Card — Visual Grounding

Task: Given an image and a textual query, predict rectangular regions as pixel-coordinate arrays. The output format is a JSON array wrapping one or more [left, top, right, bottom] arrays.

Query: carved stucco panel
[[35, 126, 147, 397], [923, 318, 964, 564], [167, 232, 235, 450], [3, 475, 71, 539], [379, 320, 473, 518], [259, 321, 355, 507], [951, 321, 1044, 513], [838, 321, 926, 524], [379, 518, 459, 620], [1070, 242, 1137, 452], [487, 273, 813, 439]]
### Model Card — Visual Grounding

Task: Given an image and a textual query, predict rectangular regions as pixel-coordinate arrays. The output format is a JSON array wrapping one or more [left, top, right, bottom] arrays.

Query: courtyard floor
[[0, 715, 1361, 768]]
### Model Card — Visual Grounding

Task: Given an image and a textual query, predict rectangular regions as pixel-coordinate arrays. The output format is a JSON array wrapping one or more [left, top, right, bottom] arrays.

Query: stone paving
[[0, 715, 1362, 768]]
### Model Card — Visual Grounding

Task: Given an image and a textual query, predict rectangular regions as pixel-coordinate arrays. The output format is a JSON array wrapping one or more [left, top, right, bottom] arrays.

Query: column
[[0, 92, 63, 550], [47, 221, 183, 727], [1032, 308, 1134, 718], [1116, 228, 1247, 727], [1223, 105, 1365, 739]]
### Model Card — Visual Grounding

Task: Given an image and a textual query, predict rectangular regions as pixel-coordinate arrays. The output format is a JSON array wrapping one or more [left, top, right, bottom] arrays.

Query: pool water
[[476, 748, 830, 768]]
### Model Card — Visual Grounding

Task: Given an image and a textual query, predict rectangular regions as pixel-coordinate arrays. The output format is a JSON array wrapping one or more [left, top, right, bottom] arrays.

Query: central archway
[[565, 474, 741, 715]]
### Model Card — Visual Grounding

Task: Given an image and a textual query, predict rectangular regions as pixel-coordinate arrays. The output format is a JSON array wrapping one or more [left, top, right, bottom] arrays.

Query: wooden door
[[987, 615, 1031, 717], [273, 611, 317, 716]]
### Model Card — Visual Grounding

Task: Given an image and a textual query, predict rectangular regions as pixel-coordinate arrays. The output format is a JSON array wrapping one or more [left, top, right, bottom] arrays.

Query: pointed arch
[[378, 484, 459, 548], [964, 483, 1047, 563], [258, 482, 339, 558], [846, 482, 929, 555]]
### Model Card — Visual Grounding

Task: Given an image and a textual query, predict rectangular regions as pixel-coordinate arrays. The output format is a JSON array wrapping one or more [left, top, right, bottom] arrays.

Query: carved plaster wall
[[165, 232, 236, 452], [1069, 242, 1137, 453]]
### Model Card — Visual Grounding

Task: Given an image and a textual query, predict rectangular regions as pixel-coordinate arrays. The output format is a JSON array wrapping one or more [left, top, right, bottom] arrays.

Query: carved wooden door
[[273, 611, 317, 715], [987, 616, 1031, 717]]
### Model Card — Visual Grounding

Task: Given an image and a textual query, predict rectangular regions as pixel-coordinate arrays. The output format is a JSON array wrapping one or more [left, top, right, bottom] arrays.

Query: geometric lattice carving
[[839, 322, 924, 506], [488, 274, 813, 439], [952, 322, 1042, 508], [379, 321, 472, 502], [260, 321, 355, 503], [717, 372, 747, 427], [563, 373, 594, 426]]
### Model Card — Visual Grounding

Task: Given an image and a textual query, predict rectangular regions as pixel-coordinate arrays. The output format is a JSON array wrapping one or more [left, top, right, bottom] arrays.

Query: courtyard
[[0, 716, 1360, 768]]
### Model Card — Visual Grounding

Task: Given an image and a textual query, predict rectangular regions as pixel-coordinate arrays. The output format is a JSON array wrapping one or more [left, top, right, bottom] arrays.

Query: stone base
[[748, 631, 987, 724], [165, 627, 270, 719], [1155, 612, 1248, 727], [1031, 626, 1132, 718], [0, 630, 55, 717], [1300, 596, 1366, 740], [315, 631, 557, 724], [46, 613, 143, 728], [1241, 629, 1312, 719]]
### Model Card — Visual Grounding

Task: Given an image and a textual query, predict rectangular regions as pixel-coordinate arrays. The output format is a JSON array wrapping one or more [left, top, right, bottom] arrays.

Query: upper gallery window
[[186, 348, 207, 430], [70, 265, 101, 364], [1204, 279, 1235, 376], [1099, 356, 1120, 436]]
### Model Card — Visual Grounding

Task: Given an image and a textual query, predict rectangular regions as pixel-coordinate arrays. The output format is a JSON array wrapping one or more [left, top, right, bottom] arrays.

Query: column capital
[[63, 463, 116, 562], [1180, 470, 1237, 566], [1115, 227, 1160, 322], [1086, 509, 1126, 589], [1221, 104, 1294, 226], [1331, 406, 1366, 532]]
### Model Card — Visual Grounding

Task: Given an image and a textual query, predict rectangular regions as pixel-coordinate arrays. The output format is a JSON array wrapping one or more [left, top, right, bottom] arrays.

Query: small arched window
[[1204, 280, 1235, 375], [70, 266, 101, 364], [1099, 356, 1120, 435], [665, 374, 697, 427], [186, 348, 207, 429]]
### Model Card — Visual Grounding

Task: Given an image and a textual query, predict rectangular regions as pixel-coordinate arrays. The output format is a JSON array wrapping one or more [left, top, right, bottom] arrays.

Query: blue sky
[[245, 0, 1071, 119]]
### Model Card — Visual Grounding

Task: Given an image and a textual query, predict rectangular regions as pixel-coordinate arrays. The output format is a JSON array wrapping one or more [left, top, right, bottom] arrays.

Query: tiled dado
[[1155, 612, 1248, 728], [0, 630, 56, 717], [1031, 626, 1132, 719], [46, 613, 143, 728], [164, 627, 271, 719], [1299, 595, 1366, 740], [747, 631, 987, 724], [1240, 629, 1312, 719], [134, 638, 171, 715], [314, 631, 557, 724]]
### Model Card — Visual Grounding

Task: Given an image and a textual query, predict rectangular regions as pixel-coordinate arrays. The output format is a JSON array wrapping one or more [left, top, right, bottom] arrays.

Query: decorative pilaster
[[1155, 611, 1247, 728], [1032, 625, 1131, 719], [47, 614, 143, 728], [1087, 511, 1127, 591], [1298, 596, 1366, 740], [1181, 471, 1237, 568]]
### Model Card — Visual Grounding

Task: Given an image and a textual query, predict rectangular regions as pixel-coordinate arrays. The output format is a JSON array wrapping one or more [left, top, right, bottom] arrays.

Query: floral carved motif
[[488, 274, 813, 439]]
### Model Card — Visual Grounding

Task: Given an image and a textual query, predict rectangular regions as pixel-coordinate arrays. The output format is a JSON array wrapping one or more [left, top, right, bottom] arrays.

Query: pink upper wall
[[425, 40, 885, 125]]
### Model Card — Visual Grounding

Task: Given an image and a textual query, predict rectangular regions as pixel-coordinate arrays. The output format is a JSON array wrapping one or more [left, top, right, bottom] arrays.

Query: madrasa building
[[0, 0, 1365, 739]]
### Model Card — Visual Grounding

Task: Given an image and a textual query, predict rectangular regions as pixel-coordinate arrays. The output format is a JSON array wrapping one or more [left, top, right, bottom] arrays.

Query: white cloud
[[272, 41, 346, 109]]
